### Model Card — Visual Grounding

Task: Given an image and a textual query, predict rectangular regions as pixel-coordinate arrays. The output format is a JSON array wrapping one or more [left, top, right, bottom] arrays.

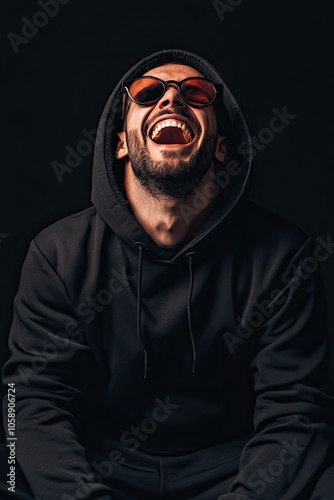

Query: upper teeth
[[151, 120, 193, 141]]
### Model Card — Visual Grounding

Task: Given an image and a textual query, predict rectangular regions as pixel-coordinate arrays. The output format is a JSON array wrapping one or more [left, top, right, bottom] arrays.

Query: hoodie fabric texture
[[2, 49, 334, 499]]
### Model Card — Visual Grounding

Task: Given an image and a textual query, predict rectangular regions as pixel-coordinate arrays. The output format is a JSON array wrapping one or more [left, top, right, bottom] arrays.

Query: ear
[[115, 131, 128, 159], [214, 135, 228, 163]]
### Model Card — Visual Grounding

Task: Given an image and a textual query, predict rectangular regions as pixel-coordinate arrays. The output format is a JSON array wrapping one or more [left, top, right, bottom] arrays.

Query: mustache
[[143, 108, 201, 136]]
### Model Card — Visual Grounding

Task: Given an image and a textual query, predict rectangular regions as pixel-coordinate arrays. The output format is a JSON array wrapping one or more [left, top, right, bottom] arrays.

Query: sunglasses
[[122, 76, 219, 111]]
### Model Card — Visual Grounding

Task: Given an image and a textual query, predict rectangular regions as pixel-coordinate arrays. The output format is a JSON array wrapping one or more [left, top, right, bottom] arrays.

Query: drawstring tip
[[186, 252, 197, 377]]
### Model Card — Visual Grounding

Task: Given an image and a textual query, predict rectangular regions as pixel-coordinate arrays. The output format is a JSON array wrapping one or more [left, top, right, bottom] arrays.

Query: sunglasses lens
[[181, 79, 217, 105], [125, 77, 217, 107], [128, 78, 164, 104]]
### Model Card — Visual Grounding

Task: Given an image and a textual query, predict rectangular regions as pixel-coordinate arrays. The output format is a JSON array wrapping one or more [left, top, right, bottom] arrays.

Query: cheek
[[207, 110, 218, 132], [125, 106, 152, 135], [197, 109, 217, 137], [125, 113, 140, 133], [201, 118, 218, 141]]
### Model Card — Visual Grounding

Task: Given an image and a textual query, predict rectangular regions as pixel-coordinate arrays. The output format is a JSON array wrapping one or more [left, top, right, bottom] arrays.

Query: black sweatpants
[[1, 439, 334, 499], [86, 439, 244, 499]]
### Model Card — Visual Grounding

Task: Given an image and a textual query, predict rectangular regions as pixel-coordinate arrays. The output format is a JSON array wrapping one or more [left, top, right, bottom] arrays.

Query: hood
[[91, 48, 252, 261]]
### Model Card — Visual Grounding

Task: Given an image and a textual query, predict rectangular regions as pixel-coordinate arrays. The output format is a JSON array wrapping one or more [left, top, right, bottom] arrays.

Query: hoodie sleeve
[[2, 240, 113, 500], [225, 237, 334, 499]]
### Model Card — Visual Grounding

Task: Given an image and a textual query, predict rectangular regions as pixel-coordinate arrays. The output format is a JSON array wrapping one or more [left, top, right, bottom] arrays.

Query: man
[[2, 48, 334, 499]]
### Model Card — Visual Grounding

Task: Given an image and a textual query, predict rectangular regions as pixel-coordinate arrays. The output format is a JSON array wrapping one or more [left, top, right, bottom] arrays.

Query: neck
[[124, 163, 216, 247]]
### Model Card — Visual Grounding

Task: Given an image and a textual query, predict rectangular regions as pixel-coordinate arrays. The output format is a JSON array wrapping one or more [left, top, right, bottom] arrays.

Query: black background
[[1, 0, 333, 443]]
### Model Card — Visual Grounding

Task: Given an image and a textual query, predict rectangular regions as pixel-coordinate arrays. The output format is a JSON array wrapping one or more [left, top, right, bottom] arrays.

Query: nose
[[158, 83, 186, 109]]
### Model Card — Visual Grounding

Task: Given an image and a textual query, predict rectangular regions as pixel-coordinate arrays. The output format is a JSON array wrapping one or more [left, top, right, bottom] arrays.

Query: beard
[[125, 129, 217, 200]]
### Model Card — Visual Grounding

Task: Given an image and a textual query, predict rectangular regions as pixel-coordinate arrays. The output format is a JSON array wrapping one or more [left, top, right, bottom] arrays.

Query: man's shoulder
[[35, 205, 97, 241], [31, 205, 103, 263]]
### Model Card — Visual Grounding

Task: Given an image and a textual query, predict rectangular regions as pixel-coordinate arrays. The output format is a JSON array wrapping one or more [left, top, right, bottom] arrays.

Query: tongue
[[153, 127, 189, 144]]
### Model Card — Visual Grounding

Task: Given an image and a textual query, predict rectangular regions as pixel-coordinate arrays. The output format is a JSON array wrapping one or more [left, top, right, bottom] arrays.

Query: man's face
[[116, 63, 226, 199]]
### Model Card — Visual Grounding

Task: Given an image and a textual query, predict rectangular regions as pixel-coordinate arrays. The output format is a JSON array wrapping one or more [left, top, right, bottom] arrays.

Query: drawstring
[[134, 242, 148, 379], [186, 252, 197, 373], [134, 244, 197, 377]]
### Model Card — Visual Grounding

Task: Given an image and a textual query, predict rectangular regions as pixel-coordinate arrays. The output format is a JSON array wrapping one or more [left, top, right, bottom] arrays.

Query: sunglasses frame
[[121, 76, 220, 112]]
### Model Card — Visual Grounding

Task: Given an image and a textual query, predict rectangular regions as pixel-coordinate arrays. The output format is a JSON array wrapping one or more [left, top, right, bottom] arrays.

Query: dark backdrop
[[1, 0, 333, 443]]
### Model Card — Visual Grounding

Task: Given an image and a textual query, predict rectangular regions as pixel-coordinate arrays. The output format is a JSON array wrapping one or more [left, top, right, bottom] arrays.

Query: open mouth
[[150, 119, 194, 145]]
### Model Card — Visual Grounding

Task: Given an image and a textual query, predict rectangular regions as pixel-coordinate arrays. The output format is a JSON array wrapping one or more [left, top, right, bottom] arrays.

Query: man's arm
[[223, 237, 334, 499], [2, 240, 113, 500]]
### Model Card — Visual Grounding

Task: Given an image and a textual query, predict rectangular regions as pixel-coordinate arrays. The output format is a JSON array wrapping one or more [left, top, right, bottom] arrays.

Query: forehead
[[143, 63, 204, 80]]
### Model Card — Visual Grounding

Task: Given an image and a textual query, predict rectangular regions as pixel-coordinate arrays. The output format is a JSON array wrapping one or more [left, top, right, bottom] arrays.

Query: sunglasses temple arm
[[121, 88, 128, 122]]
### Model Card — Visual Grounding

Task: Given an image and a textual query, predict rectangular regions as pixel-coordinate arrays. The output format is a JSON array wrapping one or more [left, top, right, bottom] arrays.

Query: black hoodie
[[2, 49, 334, 499]]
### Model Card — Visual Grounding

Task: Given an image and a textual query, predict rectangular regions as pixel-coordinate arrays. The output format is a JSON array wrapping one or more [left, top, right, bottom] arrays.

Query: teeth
[[151, 119, 193, 142]]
